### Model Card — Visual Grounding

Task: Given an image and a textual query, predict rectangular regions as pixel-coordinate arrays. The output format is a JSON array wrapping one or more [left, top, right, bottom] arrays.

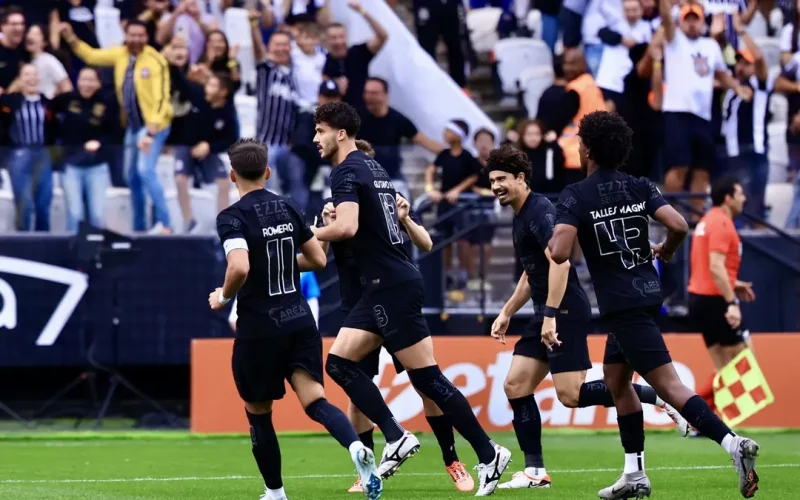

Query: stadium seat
[[765, 182, 794, 228], [467, 7, 502, 54], [234, 94, 258, 140], [754, 37, 780, 69], [767, 121, 789, 180], [164, 188, 216, 234], [519, 65, 555, 117], [525, 9, 542, 40], [0, 190, 14, 233], [49, 172, 68, 234], [493, 38, 552, 95], [157, 154, 176, 194], [104, 187, 135, 234]]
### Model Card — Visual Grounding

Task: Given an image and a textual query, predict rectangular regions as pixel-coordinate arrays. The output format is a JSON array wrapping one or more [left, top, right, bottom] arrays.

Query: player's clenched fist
[[208, 287, 226, 311], [491, 312, 509, 344], [396, 195, 410, 221]]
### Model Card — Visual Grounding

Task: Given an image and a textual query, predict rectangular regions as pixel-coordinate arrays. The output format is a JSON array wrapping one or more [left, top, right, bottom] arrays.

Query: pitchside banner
[[191, 334, 800, 433]]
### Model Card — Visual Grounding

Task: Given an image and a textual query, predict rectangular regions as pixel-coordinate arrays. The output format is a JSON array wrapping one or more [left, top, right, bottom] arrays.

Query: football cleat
[[730, 436, 760, 498], [347, 477, 363, 493], [498, 470, 552, 489], [353, 446, 382, 500], [474, 445, 512, 496], [377, 431, 421, 479], [446, 461, 475, 492], [598, 472, 651, 499], [659, 402, 690, 437]]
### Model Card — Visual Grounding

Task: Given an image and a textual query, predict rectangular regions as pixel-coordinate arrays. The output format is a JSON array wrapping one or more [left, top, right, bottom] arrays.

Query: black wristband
[[728, 298, 740, 306], [543, 306, 558, 318]]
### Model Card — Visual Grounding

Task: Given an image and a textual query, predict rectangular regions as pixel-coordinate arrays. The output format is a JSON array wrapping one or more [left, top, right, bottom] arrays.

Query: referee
[[687, 177, 756, 413]]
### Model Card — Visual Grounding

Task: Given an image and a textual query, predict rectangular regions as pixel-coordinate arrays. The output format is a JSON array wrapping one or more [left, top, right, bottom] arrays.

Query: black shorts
[[231, 327, 323, 403], [362, 279, 431, 354], [662, 112, 714, 171], [340, 301, 405, 376], [174, 146, 227, 184], [513, 318, 593, 374], [601, 305, 673, 375], [688, 293, 750, 348]]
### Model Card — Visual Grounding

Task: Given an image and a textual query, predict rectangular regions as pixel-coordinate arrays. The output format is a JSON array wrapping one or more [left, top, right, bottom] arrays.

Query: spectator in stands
[[776, 50, 800, 227], [595, 0, 652, 114], [425, 119, 479, 290], [249, 14, 298, 196], [62, 20, 174, 234], [51, 66, 118, 232], [555, 48, 605, 183], [22, 25, 72, 99], [517, 119, 567, 194], [48, 0, 100, 58], [582, 0, 626, 76], [358, 77, 442, 198], [196, 30, 241, 94], [168, 53, 237, 233], [0, 64, 55, 231], [721, 18, 771, 222], [292, 23, 325, 110], [659, 0, 752, 219], [561, 0, 589, 49], [468, 127, 497, 290], [414, 0, 470, 89], [536, 55, 567, 134], [323, 0, 388, 108], [136, 0, 172, 51], [156, 0, 218, 63], [0, 6, 27, 90]]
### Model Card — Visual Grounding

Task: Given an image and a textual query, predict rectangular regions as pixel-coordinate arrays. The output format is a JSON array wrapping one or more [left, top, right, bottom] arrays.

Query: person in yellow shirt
[[60, 20, 173, 234]]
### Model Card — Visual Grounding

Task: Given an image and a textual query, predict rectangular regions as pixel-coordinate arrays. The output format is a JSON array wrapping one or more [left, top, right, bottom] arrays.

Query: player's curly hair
[[578, 111, 633, 170], [484, 144, 532, 182], [355, 139, 375, 158], [314, 102, 361, 137]]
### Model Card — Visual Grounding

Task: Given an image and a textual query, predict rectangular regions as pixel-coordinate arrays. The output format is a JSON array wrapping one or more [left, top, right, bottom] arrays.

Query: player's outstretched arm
[[548, 224, 577, 265], [297, 237, 328, 270], [313, 202, 359, 241]]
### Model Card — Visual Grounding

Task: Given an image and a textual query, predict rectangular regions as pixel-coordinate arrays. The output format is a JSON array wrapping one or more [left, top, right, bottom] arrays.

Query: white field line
[[1, 463, 798, 485]]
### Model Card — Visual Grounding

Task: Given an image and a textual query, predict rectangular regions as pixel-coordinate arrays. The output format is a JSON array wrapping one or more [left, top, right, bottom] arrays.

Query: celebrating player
[[322, 140, 473, 493], [688, 177, 756, 417], [484, 145, 687, 490], [548, 111, 760, 499], [208, 139, 383, 500], [312, 102, 512, 496]]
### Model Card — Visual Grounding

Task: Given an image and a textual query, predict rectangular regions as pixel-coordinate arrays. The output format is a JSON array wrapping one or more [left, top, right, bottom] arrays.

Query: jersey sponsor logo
[[0, 256, 88, 346], [254, 199, 291, 226], [373, 180, 394, 190], [633, 277, 661, 297], [262, 223, 294, 237], [268, 304, 308, 327], [365, 159, 388, 179]]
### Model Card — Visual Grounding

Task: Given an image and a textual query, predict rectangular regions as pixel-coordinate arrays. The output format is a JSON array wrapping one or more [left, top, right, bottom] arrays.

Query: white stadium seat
[[765, 182, 794, 228], [49, 172, 67, 234], [234, 94, 258, 140], [165, 188, 216, 234], [0, 191, 14, 233], [104, 187, 134, 235], [519, 65, 554, 118], [526, 9, 542, 40], [493, 38, 552, 95], [467, 7, 502, 54]]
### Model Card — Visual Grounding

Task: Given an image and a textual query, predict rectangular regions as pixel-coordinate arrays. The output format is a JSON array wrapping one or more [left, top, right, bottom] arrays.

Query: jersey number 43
[[593, 216, 651, 269]]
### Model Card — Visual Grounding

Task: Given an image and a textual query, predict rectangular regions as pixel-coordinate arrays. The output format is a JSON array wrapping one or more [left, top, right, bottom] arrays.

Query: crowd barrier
[[191, 334, 800, 433]]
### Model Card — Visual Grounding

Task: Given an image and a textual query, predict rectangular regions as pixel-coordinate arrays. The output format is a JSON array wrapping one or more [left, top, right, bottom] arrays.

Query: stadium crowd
[[0, 1, 797, 253]]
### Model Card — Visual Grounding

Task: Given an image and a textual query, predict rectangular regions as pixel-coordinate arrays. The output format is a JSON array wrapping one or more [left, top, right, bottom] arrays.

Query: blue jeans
[[62, 162, 110, 232], [266, 143, 290, 192], [276, 151, 309, 211], [125, 126, 171, 231], [7, 147, 53, 231], [584, 43, 604, 77], [541, 14, 560, 52], [728, 150, 769, 221], [787, 173, 800, 229]]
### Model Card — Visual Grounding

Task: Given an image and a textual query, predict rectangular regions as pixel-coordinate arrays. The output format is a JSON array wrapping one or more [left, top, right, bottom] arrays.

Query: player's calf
[[244, 402, 286, 500]]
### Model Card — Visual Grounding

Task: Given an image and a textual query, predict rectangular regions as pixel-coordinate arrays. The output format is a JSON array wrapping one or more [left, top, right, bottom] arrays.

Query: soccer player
[[484, 145, 687, 490], [548, 111, 760, 499], [325, 139, 473, 493], [312, 102, 512, 496], [688, 177, 756, 416], [208, 138, 383, 500]]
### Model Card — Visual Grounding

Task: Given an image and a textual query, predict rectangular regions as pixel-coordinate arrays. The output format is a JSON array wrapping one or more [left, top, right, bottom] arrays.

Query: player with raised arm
[[483, 145, 687, 490], [547, 112, 760, 499], [208, 139, 382, 500], [312, 102, 512, 496]]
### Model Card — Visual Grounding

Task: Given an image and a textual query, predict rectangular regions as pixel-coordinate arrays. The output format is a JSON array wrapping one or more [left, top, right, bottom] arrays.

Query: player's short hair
[[474, 127, 496, 143], [710, 176, 741, 206], [355, 139, 375, 157], [366, 77, 389, 93], [314, 102, 361, 137], [484, 144, 531, 182], [228, 138, 268, 181], [125, 19, 148, 32], [578, 111, 633, 170]]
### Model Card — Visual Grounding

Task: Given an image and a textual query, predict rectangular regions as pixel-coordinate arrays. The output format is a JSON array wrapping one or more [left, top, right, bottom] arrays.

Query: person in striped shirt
[[0, 63, 56, 231]]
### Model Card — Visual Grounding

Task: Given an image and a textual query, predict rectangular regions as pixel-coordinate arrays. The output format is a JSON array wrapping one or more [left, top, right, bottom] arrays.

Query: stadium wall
[[191, 334, 799, 433]]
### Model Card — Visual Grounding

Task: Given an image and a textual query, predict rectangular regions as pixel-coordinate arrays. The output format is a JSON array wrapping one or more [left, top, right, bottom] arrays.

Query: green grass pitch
[[0, 430, 798, 499]]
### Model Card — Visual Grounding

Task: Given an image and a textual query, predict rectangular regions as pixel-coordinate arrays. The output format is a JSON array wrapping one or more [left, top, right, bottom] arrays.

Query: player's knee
[[503, 376, 530, 399], [556, 387, 580, 408], [245, 401, 272, 415], [325, 353, 353, 383]]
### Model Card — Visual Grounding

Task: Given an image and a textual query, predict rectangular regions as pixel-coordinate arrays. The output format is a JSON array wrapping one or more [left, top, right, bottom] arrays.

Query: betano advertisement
[[190, 334, 800, 433]]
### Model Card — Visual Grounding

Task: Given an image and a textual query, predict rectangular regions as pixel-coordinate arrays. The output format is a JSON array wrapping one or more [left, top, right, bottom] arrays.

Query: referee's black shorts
[[688, 293, 750, 348]]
